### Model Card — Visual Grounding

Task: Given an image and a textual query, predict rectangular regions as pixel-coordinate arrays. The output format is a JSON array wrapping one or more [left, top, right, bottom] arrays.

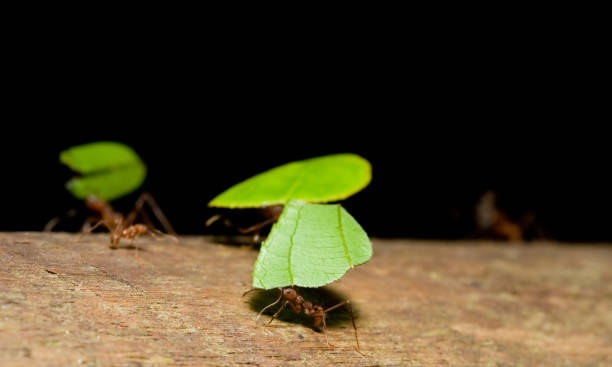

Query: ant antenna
[[256, 290, 283, 322], [242, 288, 258, 297], [243, 288, 286, 322]]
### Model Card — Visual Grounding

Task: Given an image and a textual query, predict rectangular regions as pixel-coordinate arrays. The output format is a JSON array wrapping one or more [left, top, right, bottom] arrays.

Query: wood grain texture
[[1, 233, 611, 366]]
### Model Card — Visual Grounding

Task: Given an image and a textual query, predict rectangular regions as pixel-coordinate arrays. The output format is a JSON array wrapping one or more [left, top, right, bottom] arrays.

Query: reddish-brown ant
[[83, 192, 176, 248], [244, 287, 362, 354]]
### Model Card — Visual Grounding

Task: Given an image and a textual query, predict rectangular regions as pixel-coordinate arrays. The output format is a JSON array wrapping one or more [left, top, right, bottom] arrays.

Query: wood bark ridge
[[1, 232, 611, 367]]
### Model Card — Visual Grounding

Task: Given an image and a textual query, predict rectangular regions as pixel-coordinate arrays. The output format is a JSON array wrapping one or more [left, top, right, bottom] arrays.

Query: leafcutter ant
[[83, 192, 176, 248], [243, 287, 362, 354]]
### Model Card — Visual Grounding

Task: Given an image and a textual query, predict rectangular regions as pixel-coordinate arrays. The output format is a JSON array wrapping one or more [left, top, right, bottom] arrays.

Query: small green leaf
[[252, 201, 372, 289], [209, 154, 371, 208], [60, 142, 147, 201]]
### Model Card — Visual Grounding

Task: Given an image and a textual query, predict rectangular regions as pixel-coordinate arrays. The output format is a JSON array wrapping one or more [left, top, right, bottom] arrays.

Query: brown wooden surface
[[1, 232, 611, 367]]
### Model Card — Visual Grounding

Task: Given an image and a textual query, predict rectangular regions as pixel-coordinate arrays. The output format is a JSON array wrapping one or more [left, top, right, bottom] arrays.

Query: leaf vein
[[287, 204, 303, 286], [337, 206, 352, 266], [282, 163, 306, 201]]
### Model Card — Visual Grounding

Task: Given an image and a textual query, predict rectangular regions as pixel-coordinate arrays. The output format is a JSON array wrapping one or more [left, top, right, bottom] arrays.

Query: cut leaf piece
[[252, 201, 372, 289], [60, 142, 147, 201], [65, 164, 147, 201], [209, 153, 371, 208]]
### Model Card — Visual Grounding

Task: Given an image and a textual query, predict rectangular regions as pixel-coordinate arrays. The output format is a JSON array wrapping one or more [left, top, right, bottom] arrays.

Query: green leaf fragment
[[252, 201, 372, 289], [60, 142, 147, 201], [209, 153, 371, 208], [64, 163, 147, 201]]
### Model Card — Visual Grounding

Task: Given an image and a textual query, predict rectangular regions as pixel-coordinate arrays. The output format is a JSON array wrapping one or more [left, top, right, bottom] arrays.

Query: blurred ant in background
[[474, 190, 549, 242], [206, 205, 283, 243], [46, 192, 176, 248]]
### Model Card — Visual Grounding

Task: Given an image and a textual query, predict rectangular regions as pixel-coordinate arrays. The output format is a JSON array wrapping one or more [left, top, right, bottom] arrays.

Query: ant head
[[281, 287, 297, 301], [85, 196, 105, 212], [110, 232, 121, 246]]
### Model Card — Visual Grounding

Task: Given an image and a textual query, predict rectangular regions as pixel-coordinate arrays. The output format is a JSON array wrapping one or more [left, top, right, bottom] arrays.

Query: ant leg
[[345, 301, 363, 354], [238, 218, 278, 243], [44, 217, 61, 232], [323, 300, 349, 313], [206, 214, 234, 229], [147, 226, 179, 243], [128, 199, 177, 243], [321, 314, 334, 348], [205, 214, 223, 227], [86, 219, 105, 232], [237, 218, 278, 235], [207, 214, 270, 243], [136, 208, 157, 232], [81, 216, 103, 233], [44, 208, 78, 232], [125, 192, 149, 226], [126, 192, 176, 235], [255, 290, 283, 322], [266, 300, 289, 325], [236, 206, 282, 235], [154, 228, 178, 242], [76, 220, 104, 242], [324, 300, 362, 354]]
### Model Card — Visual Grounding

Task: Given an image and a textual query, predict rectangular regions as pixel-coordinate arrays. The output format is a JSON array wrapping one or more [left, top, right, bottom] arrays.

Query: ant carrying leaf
[[207, 154, 371, 241], [208, 155, 373, 351], [57, 141, 176, 248], [245, 201, 372, 353]]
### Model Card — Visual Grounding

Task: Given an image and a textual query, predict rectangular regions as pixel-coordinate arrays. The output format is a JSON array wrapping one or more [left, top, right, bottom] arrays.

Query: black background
[[2, 30, 609, 242]]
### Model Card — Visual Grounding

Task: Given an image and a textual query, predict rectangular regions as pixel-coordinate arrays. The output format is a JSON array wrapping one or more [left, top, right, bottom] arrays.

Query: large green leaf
[[209, 154, 371, 208], [252, 201, 372, 289], [60, 142, 147, 201]]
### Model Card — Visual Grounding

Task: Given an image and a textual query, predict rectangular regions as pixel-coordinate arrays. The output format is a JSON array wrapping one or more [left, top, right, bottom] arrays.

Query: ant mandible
[[244, 287, 362, 353], [84, 192, 176, 248]]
